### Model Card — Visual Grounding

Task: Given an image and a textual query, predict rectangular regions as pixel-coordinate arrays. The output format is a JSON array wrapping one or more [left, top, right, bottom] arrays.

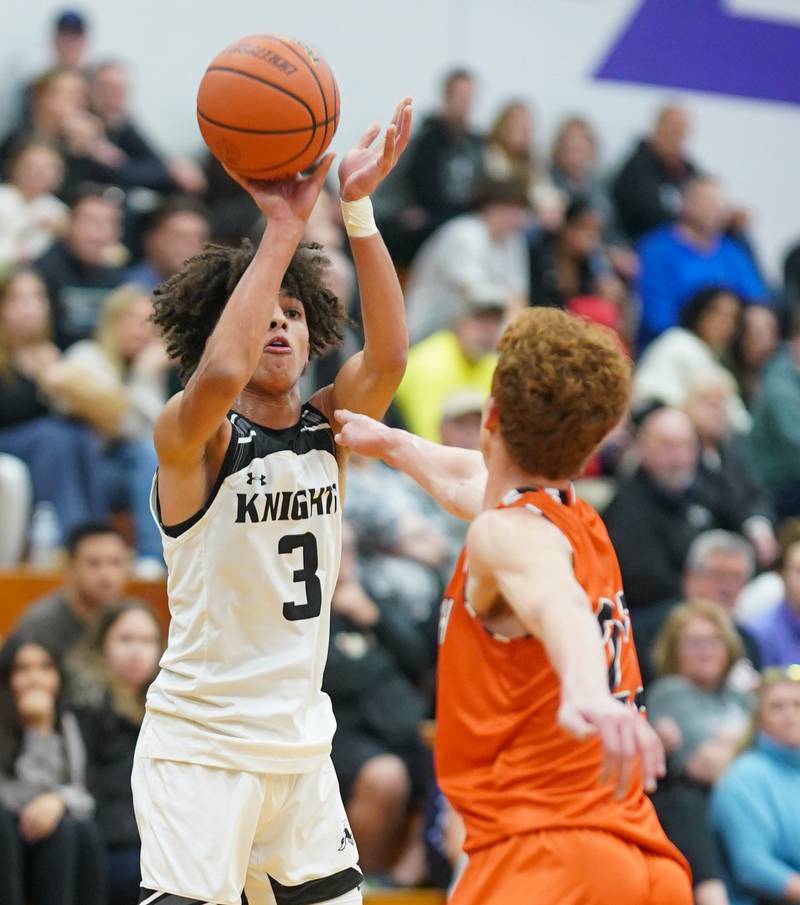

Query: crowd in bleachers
[[2, 9, 800, 905]]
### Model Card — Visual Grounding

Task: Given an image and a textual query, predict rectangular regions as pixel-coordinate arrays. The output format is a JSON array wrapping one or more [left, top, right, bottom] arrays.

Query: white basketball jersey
[[140, 403, 340, 774]]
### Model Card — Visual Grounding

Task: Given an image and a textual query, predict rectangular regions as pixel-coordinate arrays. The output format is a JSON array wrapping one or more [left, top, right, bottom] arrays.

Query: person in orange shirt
[[335, 307, 692, 905]]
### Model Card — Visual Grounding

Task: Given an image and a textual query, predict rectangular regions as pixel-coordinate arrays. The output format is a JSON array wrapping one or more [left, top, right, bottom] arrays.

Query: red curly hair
[[492, 307, 631, 480]]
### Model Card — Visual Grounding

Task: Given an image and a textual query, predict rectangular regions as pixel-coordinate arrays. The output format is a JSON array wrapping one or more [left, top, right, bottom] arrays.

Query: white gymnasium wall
[[4, 0, 800, 277]]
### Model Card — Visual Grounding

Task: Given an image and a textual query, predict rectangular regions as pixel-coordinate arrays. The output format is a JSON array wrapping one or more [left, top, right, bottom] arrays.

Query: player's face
[[759, 681, 800, 749], [103, 608, 162, 690], [250, 293, 310, 395]]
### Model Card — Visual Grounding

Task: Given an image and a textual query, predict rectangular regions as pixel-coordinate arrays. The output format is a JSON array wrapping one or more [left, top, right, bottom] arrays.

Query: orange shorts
[[451, 828, 692, 905]]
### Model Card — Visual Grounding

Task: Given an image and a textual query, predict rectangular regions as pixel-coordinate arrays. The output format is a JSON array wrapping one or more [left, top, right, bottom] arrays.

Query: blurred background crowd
[[1, 7, 800, 905]]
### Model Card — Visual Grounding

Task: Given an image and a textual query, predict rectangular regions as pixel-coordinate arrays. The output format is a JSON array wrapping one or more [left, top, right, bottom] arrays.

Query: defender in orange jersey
[[335, 307, 692, 905]]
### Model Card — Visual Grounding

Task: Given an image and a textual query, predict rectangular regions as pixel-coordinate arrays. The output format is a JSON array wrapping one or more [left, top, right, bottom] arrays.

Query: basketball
[[196, 34, 340, 180]]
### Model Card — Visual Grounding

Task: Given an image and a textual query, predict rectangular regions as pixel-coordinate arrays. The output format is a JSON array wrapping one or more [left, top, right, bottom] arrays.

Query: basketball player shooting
[[335, 308, 693, 905], [131, 99, 412, 905]]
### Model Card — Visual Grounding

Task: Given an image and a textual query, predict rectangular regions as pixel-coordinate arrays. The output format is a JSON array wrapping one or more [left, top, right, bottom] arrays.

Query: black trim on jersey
[[515, 485, 571, 505], [138, 891, 207, 904], [268, 867, 362, 905], [156, 403, 335, 539]]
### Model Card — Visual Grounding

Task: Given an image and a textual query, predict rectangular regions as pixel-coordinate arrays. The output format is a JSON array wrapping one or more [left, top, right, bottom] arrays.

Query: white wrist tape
[[340, 196, 377, 238]]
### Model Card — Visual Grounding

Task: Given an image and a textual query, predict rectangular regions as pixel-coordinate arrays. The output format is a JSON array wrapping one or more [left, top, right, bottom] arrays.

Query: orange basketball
[[197, 34, 340, 180]]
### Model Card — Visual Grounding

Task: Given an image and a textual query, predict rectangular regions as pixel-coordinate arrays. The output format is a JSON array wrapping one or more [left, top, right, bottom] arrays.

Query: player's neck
[[482, 445, 570, 509], [233, 386, 302, 430]]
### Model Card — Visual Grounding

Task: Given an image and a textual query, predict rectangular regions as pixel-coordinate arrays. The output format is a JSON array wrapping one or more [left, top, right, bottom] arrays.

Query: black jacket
[[612, 139, 699, 242]]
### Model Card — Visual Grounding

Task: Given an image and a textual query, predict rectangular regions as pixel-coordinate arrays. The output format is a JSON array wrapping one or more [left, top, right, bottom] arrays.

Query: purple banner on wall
[[594, 0, 800, 106]]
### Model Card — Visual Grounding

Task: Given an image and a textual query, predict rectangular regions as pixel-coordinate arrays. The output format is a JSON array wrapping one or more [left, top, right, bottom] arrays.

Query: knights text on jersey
[[139, 404, 341, 774]]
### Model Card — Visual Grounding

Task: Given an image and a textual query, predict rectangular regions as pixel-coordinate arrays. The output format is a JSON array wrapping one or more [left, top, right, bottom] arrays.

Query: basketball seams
[[197, 109, 338, 136], [272, 38, 330, 163], [201, 65, 317, 123]]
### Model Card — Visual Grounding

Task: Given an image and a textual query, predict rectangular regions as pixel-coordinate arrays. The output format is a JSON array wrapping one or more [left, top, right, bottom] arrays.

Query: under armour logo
[[338, 825, 355, 851], [246, 472, 267, 486]]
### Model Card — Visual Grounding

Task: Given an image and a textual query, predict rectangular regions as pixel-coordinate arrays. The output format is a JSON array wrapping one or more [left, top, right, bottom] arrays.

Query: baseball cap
[[55, 10, 87, 34], [441, 389, 486, 422], [459, 283, 509, 317]]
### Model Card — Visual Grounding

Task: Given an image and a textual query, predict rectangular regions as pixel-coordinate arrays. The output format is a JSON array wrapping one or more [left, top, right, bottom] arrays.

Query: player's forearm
[[201, 221, 302, 385], [349, 233, 408, 378]]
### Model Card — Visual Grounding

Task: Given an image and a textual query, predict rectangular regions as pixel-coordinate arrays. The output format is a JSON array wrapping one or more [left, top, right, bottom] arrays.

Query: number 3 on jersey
[[279, 533, 322, 621]]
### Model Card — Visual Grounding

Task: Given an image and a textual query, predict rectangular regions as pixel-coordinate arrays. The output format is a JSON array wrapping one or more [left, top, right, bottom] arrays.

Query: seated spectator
[[638, 177, 768, 347], [73, 602, 163, 905], [34, 182, 125, 348], [527, 196, 625, 311], [13, 523, 132, 660], [746, 521, 800, 668], [324, 522, 432, 879], [484, 100, 562, 227], [62, 284, 170, 568], [0, 268, 107, 540], [201, 153, 260, 245], [0, 634, 105, 905], [380, 68, 484, 264], [550, 115, 638, 280], [125, 196, 210, 291], [404, 177, 529, 342], [685, 370, 777, 567], [633, 287, 746, 423], [612, 104, 699, 242], [0, 454, 31, 565], [712, 666, 800, 905], [88, 61, 206, 195], [395, 289, 505, 441], [732, 304, 780, 410], [604, 407, 738, 610], [439, 389, 483, 451], [648, 600, 752, 905], [633, 530, 760, 686], [749, 311, 800, 519], [0, 139, 68, 270]]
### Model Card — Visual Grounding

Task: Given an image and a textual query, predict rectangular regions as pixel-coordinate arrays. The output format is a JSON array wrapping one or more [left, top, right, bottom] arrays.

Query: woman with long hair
[[0, 634, 105, 905]]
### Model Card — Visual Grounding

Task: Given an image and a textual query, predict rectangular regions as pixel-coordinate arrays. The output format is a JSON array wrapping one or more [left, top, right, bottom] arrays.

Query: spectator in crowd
[[395, 290, 505, 442], [73, 602, 163, 905], [634, 530, 760, 686], [603, 407, 720, 610], [404, 176, 529, 342], [648, 600, 752, 905], [378, 68, 484, 264], [125, 196, 210, 291], [749, 311, 800, 520], [0, 139, 69, 270], [550, 115, 638, 280], [88, 61, 206, 195], [13, 523, 132, 660], [732, 304, 780, 410], [527, 196, 625, 311], [684, 370, 778, 567], [612, 104, 698, 242], [633, 286, 746, 423], [0, 634, 105, 905], [324, 522, 432, 880], [745, 521, 800, 668], [438, 389, 483, 451], [638, 177, 768, 347], [712, 666, 800, 905], [0, 454, 31, 565], [0, 268, 107, 539], [483, 100, 562, 227], [784, 238, 800, 311], [61, 284, 170, 569], [200, 154, 260, 245], [34, 182, 125, 348]]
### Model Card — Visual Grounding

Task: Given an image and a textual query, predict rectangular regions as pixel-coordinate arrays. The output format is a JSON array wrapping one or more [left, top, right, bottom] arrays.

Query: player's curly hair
[[492, 307, 631, 480], [152, 240, 347, 383]]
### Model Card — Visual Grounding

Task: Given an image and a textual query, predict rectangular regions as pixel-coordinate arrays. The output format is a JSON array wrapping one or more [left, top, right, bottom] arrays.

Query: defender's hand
[[224, 153, 336, 227], [334, 409, 392, 459], [338, 98, 413, 201]]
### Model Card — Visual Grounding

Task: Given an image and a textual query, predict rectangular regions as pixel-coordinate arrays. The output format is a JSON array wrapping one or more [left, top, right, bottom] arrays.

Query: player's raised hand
[[558, 694, 666, 799], [334, 409, 392, 458], [223, 153, 336, 228], [338, 97, 413, 201]]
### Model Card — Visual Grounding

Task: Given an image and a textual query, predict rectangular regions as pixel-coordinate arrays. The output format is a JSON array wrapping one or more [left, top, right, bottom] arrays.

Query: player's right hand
[[223, 153, 336, 227], [333, 409, 391, 459], [558, 694, 666, 799]]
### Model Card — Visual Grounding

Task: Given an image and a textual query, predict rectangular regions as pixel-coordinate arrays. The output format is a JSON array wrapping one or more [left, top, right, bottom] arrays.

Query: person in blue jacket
[[711, 666, 800, 905]]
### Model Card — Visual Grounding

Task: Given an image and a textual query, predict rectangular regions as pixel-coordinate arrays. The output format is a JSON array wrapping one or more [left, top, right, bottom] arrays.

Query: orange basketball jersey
[[435, 486, 686, 868]]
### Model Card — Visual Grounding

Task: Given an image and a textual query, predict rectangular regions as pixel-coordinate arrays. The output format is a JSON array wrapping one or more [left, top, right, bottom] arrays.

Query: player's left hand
[[559, 694, 666, 799], [338, 97, 413, 201]]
